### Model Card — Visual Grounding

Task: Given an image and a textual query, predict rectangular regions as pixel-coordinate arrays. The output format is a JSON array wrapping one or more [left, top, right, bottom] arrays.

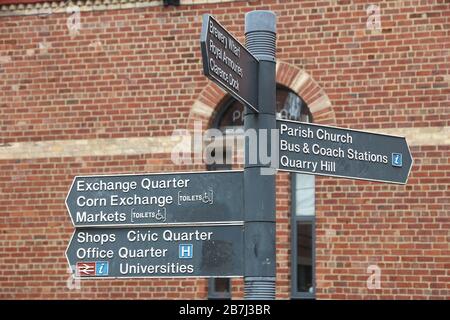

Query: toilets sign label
[[65, 170, 244, 227]]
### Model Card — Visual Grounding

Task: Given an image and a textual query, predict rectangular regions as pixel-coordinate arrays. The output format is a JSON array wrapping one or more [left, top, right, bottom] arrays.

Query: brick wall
[[0, 0, 449, 299], [315, 145, 449, 299]]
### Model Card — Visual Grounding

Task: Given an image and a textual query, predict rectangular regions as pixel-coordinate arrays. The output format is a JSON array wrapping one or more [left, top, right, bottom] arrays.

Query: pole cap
[[245, 10, 277, 34]]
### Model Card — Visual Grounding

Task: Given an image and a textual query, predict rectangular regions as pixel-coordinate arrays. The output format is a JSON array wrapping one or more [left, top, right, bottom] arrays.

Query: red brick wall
[[315, 145, 449, 299], [0, 0, 449, 299]]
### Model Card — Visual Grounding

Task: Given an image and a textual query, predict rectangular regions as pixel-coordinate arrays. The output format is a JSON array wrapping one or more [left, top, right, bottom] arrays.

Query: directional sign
[[200, 14, 259, 112], [66, 170, 243, 227], [66, 225, 244, 278], [277, 119, 413, 184]]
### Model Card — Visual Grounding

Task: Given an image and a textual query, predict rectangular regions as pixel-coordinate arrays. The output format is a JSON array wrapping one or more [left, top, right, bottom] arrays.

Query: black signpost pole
[[244, 11, 277, 300]]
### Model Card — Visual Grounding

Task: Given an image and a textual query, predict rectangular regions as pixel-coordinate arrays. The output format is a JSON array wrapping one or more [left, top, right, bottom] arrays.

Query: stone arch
[[188, 61, 336, 130], [275, 61, 336, 124]]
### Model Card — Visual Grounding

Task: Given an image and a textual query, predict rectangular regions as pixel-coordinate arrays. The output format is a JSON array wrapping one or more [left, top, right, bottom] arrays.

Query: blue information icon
[[179, 244, 193, 259], [95, 261, 109, 276], [392, 153, 403, 167]]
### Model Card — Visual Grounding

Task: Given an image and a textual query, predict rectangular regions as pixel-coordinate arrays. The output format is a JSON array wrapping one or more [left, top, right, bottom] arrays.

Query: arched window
[[211, 85, 312, 132], [207, 86, 316, 300]]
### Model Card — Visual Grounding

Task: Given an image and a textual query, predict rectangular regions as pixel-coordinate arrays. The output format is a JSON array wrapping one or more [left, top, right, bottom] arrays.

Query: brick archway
[[188, 61, 336, 130]]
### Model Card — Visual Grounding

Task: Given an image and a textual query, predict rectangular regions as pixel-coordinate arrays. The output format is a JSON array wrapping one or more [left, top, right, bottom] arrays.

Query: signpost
[[65, 171, 246, 279], [242, 11, 277, 300], [63, 10, 414, 301], [66, 170, 244, 227], [200, 14, 259, 112], [66, 225, 244, 278], [277, 119, 413, 184]]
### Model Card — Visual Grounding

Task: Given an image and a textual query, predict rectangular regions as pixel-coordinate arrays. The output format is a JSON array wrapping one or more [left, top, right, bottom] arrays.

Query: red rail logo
[[76, 262, 96, 276]]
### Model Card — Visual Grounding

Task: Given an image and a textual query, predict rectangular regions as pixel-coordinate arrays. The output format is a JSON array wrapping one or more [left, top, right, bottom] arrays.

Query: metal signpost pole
[[244, 11, 277, 300]]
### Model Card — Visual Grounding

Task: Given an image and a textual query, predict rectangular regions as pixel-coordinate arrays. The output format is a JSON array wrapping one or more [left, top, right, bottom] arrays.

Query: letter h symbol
[[179, 244, 193, 259]]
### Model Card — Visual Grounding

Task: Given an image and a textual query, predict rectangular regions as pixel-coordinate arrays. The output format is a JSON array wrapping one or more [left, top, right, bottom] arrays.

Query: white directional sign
[[66, 225, 244, 278], [277, 119, 413, 184], [201, 14, 259, 112], [65, 170, 244, 227]]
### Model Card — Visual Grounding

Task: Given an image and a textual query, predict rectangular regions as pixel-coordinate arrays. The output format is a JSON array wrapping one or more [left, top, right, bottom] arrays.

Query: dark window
[[212, 85, 311, 133], [206, 148, 231, 172], [291, 173, 316, 299], [163, 0, 180, 6], [208, 278, 231, 300], [296, 222, 314, 293]]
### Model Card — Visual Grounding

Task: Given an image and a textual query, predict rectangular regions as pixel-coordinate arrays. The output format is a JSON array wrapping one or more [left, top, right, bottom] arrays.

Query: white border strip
[[0, 127, 447, 160], [0, 0, 238, 17], [0, 135, 188, 160]]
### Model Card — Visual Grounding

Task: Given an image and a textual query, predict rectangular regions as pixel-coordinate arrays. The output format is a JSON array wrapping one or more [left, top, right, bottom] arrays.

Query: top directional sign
[[65, 170, 244, 228], [200, 14, 259, 112], [277, 119, 413, 184]]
